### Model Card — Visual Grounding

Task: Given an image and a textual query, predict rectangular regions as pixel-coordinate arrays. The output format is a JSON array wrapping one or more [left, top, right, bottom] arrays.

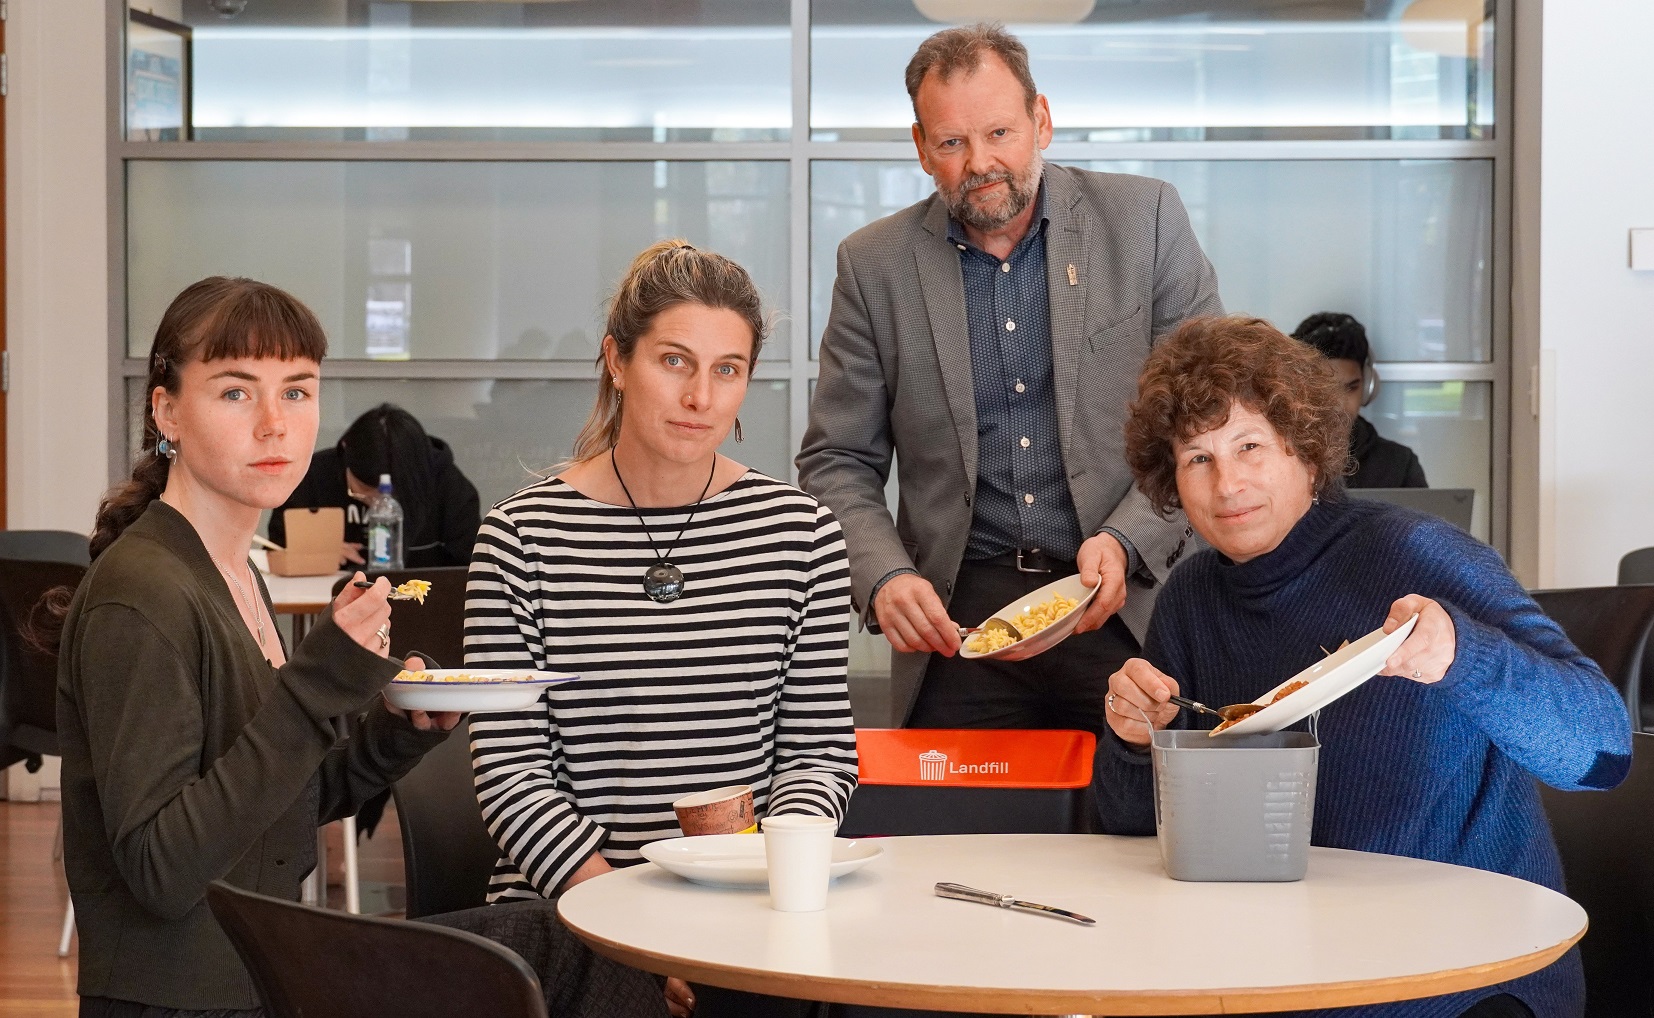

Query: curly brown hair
[[1125, 316, 1353, 515]]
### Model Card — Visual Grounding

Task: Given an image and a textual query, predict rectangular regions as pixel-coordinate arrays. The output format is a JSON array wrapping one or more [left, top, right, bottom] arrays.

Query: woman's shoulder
[[1158, 546, 1223, 610], [1334, 495, 1480, 556], [487, 475, 590, 520], [715, 470, 840, 526], [74, 508, 207, 627]]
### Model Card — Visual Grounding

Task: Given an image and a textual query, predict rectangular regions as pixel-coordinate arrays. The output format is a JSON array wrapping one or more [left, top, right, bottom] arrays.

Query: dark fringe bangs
[[193, 280, 328, 364]]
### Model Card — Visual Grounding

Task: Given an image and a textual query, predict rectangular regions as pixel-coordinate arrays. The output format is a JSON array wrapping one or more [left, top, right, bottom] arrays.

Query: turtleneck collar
[[1215, 492, 1360, 602]]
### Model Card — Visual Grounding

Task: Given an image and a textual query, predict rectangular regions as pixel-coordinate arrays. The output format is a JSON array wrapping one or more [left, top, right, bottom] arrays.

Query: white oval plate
[[958, 572, 1098, 662], [1210, 614, 1419, 737], [384, 669, 576, 712], [641, 833, 883, 888]]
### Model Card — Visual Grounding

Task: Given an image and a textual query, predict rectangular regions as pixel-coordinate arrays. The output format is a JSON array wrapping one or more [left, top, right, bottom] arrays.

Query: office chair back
[[0, 558, 85, 771], [1531, 586, 1654, 731], [1540, 731, 1654, 1017], [331, 565, 468, 668], [0, 530, 90, 566], [838, 729, 1096, 837], [206, 881, 546, 1018], [392, 727, 500, 918], [1618, 548, 1654, 587]]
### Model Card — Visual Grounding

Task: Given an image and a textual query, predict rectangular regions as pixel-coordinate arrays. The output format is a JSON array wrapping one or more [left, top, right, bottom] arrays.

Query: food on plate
[[394, 670, 527, 684], [1270, 679, 1309, 704], [965, 626, 1019, 654], [391, 579, 433, 603], [1210, 679, 1313, 733], [964, 592, 1080, 653]]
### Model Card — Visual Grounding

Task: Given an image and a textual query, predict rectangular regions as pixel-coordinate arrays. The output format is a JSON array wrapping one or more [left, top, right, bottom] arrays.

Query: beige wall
[[3, 0, 108, 798], [1510, 0, 1654, 588], [7, 0, 110, 536]]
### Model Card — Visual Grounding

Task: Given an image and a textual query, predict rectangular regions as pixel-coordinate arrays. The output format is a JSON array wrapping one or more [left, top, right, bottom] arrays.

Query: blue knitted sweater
[[1093, 496, 1632, 1018]]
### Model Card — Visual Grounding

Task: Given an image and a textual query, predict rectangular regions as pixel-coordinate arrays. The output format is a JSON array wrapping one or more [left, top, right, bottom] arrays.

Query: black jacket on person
[[269, 438, 482, 569], [1347, 415, 1428, 489]]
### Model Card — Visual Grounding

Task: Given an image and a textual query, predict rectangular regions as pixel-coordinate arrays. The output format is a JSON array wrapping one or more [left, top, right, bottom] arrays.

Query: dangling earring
[[734, 418, 744, 444], [157, 437, 178, 460]]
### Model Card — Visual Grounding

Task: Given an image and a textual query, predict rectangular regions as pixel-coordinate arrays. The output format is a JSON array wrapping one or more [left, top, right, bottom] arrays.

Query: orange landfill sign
[[855, 729, 1096, 789]]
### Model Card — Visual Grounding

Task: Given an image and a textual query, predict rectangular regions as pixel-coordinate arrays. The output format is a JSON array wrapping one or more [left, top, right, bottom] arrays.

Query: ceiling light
[[914, 0, 1096, 25]]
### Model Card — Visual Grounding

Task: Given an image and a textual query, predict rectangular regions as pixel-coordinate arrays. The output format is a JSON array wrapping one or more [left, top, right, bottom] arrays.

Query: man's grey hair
[[904, 22, 1039, 129]]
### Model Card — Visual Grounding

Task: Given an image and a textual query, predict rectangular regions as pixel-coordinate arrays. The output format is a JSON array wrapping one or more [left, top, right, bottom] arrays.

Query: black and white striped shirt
[[464, 470, 859, 900]]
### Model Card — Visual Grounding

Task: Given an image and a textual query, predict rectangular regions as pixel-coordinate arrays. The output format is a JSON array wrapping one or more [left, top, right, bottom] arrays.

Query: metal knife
[[933, 882, 1096, 925]]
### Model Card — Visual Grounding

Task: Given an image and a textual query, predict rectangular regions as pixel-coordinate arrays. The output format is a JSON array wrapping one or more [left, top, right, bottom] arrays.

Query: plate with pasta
[[385, 669, 578, 712], [1207, 614, 1418, 737], [958, 573, 1099, 662]]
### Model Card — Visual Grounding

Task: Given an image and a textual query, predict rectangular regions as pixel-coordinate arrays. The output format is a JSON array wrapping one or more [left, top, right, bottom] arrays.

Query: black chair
[[330, 565, 468, 669], [1540, 731, 1654, 1017], [0, 558, 85, 772], [206, 881, 546, 1018], [0, 557, 88, 956], [0, 529, 90, 567], [1618, 548, 1654, 586], [392, 725, 500, 919], [1530, 586, 1654, 732], [837, 729, 1096, 837]]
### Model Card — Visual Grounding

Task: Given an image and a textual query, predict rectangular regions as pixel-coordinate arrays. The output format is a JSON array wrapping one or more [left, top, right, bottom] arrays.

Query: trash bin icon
[[919, 750, 948, 782]]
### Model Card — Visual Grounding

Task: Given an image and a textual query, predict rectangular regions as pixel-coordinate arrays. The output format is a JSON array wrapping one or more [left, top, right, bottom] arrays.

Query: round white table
[[557, 834, 1585, 1015]]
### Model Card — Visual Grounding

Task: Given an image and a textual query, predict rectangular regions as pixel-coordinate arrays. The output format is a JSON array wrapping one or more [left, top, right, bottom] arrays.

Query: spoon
[[1168, 694, 1265, 723], [957, 616, 1023, 643]]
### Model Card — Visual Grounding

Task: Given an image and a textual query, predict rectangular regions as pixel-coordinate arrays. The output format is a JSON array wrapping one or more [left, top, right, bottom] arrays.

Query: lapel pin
[[1066, 264, 1078, 286]]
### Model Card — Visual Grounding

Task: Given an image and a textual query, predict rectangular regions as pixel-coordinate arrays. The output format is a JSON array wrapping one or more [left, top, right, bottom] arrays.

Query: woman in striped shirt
[[464, 240, 859, 1017]]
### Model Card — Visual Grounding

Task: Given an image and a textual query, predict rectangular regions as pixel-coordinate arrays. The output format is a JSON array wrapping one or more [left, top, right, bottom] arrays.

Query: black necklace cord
[[610, 446, 718, 563]]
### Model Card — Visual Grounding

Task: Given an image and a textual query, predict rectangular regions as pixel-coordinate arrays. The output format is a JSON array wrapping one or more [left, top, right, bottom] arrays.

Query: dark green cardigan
[[57, 501, 448, 1009]]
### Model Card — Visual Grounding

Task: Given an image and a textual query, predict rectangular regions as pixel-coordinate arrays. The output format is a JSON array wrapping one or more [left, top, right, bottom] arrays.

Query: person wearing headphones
[[1292, 312, 1428, 489]]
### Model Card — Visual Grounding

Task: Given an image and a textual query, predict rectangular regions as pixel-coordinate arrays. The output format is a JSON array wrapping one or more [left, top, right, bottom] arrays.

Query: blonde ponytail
[[565, 240, 767, 466]]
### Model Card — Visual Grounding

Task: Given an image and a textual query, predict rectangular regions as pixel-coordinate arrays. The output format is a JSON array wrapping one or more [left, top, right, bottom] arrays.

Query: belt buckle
[[1015, 548, 1051, 574]]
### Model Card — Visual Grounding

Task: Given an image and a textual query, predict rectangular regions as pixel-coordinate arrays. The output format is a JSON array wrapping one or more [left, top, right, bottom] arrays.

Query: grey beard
[[943, 155, 1043, 234]]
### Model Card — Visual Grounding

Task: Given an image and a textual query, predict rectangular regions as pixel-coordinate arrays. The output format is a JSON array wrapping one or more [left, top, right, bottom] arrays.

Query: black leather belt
[[972, 549, 1075, 575]]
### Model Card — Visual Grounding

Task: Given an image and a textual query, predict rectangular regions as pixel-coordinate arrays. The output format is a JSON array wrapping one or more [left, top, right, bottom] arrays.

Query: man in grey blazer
[[797, 24, 1222, 733]]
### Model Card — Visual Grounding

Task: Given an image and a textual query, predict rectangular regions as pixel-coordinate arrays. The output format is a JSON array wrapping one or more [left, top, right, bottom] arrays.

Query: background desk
[[559, 834, 1585, 1015], [251, 549, 347, 642]]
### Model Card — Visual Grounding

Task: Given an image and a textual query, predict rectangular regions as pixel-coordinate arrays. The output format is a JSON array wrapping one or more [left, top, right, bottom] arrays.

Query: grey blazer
[[796, 165, 1223, 725]]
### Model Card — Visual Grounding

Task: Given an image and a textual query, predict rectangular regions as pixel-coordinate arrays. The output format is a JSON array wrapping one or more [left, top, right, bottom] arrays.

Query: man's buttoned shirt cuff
[[1098, 527, 1144, 579]]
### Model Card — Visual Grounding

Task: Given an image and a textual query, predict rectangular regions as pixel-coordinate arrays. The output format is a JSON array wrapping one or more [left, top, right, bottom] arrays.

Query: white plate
[[1210, 614, 1419, 737], [958, 573, 1099, 662], [384, 669, 576, 712], [641, 833, 883, 888]]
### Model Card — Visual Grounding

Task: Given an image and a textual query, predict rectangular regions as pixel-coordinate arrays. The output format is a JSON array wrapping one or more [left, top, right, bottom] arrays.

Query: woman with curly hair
[[1096, 315, 1630, 1018]]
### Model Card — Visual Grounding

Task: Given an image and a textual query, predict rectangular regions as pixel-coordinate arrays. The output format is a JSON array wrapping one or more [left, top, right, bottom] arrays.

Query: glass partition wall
[[114, 0, 1510, 683]]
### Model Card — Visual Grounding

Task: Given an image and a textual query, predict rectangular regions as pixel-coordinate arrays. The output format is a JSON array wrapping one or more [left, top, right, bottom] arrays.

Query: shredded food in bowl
[[965, 593, 1080, 654]]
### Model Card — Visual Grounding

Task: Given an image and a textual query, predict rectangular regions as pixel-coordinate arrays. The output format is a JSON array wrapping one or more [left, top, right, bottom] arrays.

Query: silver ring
[[1105, 692, 1135, 721], [376, 624, 390, 650]]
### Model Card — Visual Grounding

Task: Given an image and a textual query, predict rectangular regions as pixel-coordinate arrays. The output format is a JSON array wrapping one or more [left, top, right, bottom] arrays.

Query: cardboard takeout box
[[266, 507, 344, 576]]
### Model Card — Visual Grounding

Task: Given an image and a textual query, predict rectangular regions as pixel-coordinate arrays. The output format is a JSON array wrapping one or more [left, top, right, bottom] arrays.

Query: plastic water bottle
[[364, 473, 405, 571]]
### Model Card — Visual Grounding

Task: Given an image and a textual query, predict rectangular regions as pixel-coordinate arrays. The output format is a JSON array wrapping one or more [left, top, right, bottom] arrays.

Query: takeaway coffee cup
[[673, 785, 756, 837], [762, 814, 837, 912]]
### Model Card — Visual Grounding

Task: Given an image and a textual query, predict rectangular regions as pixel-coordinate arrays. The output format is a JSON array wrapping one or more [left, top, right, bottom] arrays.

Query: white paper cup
[[762, 814, 837, 912]]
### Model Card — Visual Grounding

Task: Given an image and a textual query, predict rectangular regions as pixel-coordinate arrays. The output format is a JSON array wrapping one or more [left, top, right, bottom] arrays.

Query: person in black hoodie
[[269, 404, 482, 569], [1291, 312, 1429, 489]]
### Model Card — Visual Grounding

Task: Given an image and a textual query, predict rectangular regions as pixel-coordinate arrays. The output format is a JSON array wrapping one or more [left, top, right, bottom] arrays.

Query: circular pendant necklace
[[611, 447, 717, 604]]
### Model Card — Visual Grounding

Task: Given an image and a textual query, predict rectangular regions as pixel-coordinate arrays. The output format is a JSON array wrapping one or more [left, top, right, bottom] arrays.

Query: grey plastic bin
[[1151, 728, 1320, 882]]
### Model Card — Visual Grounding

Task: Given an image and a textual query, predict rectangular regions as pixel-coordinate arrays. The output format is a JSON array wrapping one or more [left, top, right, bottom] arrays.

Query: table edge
[[564, 919, 1584, 1015]]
